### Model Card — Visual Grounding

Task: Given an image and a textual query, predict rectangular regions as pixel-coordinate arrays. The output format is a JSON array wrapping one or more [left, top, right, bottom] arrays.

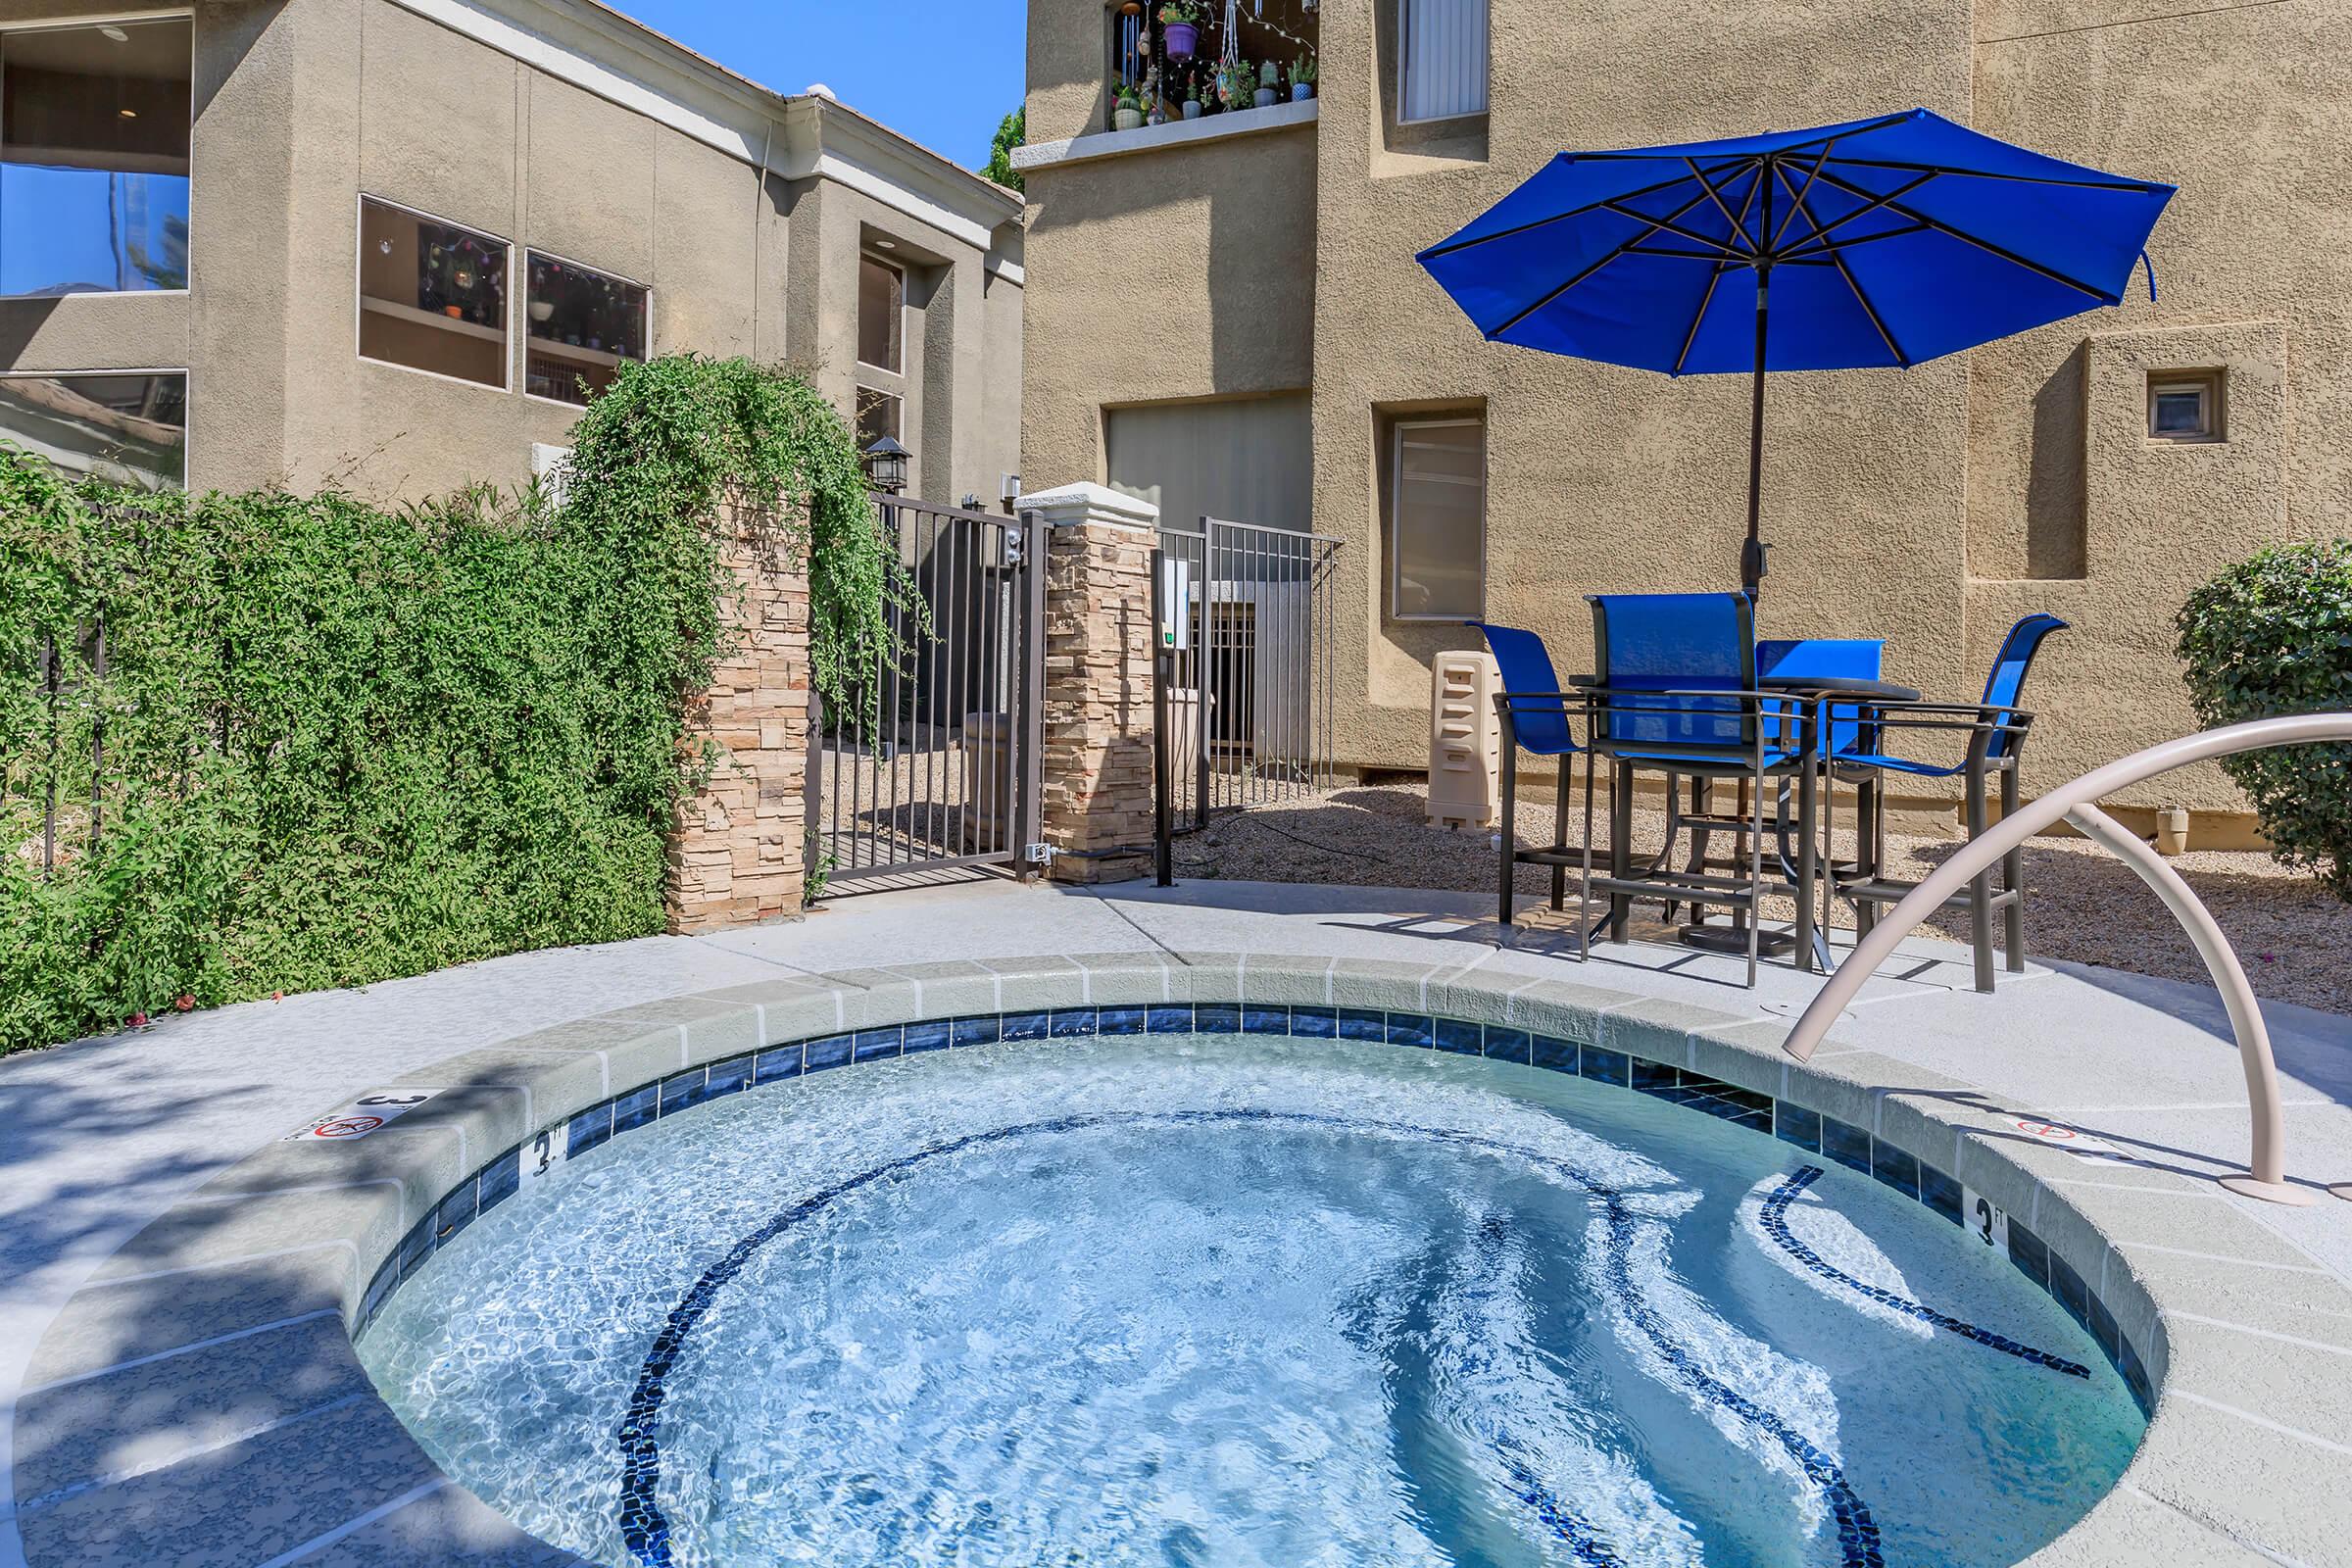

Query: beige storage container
[[1428, 651, 1501, 831]]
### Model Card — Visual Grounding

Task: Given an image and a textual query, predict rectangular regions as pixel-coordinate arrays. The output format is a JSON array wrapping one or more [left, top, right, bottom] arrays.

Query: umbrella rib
[[1672, 171, 1762, 375], [1482, 184, 1731, 338], [1775, 173, 1939, 260], [1600, 200, 1746, 257], [1770, 146, 1835, 251], [1417, 167, 1716, 262], [1813, 154, 2167, 194], [1683, 159, 1761, 256], [1800, 165, 2122, 301], [1772, 164, 1911, 367]]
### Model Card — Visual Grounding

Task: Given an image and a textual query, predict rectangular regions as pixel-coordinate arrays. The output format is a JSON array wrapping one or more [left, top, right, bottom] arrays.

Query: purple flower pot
[[1164, 22, 1198, 58]]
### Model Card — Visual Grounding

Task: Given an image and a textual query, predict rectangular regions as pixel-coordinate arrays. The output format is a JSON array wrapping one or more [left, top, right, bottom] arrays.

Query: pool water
[[359, 1034, 2142, 1568]]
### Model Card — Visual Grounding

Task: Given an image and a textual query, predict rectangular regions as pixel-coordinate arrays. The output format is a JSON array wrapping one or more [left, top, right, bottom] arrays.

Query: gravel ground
[[1171, 781, 2352, 1017]]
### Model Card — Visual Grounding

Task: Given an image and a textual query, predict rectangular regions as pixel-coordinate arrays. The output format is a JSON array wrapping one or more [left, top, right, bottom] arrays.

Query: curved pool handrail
[[1781, 711, 2352, 1207]]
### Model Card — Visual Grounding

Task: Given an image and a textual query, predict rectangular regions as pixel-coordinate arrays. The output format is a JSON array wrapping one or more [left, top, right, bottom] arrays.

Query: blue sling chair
[[1827, 612, 2070, 992], [1467, 621, 1593, 935], [1581, 592, 1817, 986]]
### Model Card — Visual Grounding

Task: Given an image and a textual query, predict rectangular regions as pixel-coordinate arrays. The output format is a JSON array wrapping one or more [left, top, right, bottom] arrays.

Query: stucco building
[[1014, 0, 2347, 831], [0, 0, 1024, 509]]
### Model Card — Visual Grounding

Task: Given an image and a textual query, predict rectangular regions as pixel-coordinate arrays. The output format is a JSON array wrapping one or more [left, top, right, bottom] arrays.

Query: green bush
[[0, 355, 881, 1054], [2176, 536, 2352, 897]]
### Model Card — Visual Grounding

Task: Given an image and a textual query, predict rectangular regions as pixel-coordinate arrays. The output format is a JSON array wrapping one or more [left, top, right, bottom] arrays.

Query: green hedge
[[0, 355, 880, 1054], [2177, 536, 2352, 897]]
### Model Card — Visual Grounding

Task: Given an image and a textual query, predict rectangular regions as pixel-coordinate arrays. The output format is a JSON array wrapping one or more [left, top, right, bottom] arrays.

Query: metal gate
[[810, 495, 1043, 888], [1153, 514, 1343, 837]]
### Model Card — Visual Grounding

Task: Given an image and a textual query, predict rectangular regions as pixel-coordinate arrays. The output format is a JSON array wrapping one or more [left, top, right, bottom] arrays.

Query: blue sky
[[621, 0, 1028, 173]]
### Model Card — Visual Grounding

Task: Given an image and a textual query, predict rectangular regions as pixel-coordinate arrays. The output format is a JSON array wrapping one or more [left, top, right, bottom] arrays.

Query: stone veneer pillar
[[666, 515, 811, 932], [1016, 481, 1160, 885]]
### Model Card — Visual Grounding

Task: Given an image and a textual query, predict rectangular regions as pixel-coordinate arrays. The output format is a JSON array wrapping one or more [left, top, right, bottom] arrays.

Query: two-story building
[[0, 0, 1024, 508], [1014, 0, 2348, 833]]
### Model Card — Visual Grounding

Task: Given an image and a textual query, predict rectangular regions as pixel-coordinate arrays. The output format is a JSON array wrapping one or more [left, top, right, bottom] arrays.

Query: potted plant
[[1182, 78, 1203, 119], [1158, 0, 1202, 60], [1112, 83, 1147, 131], [1291, 55, 1317, 101], [1254, 57, 1279, 109]]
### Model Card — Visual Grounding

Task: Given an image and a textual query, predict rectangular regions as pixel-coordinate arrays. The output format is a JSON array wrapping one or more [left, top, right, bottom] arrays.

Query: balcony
[[1015, 0, 1318, 172]]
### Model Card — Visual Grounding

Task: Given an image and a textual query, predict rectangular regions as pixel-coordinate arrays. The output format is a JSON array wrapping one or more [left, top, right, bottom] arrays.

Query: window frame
[[1395, 0, 1490, 128], [1387, 413, 1488, 622], [0, 366, 192, 489], [352, 192, 514, 394], [519, 246, 652, 410], [856, 251, 906, 377], [2146, 368, 2224, 445], [0, 12, 197, 301]]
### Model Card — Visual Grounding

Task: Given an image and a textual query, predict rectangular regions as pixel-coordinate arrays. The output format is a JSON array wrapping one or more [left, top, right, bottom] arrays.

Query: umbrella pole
[[1741, 269, 1770, 602]]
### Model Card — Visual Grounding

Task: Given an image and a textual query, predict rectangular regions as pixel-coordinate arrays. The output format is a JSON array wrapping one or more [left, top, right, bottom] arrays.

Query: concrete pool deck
[[1, 877, 2347, 1567]]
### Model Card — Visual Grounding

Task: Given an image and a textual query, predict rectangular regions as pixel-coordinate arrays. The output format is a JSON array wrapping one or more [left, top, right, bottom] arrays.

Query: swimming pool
[[358, 1024, 2143, 1568]]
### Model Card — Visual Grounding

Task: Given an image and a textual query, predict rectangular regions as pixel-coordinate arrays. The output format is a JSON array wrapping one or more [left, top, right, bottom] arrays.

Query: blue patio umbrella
[[1416, 108, 2176, 598]]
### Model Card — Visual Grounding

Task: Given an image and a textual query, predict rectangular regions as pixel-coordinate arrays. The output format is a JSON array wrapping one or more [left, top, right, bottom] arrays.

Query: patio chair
[[1468, 622, 1589, 935], [1830, 612, 2070, 992], [1582, 592, 1814, 987]]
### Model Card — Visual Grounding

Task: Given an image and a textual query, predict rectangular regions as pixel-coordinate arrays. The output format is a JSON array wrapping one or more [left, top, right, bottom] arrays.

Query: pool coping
[[15, 952, 2343, 1568]]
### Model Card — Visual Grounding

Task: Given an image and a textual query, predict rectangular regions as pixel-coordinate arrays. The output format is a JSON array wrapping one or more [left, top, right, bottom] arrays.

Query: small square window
[[1389, 414, 1486, 619], [858, 255, 904, 374], [856, 384, 903, 449], [2147, 370, 2222, 443], [523, 251, 648, 406]]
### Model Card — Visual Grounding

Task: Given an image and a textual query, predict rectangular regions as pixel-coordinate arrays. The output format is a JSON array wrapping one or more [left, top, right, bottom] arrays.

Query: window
[[1389, 416, 1485, 619], [1398, 0, 1488, 123], [357, 197, 509, 389], [523, 251, 647, 406], [0, 371, 186, 489], [1, 19, 192, 296], [858, 254, 903, 373], [856, 384, 903, 450], [2148, 369, 2222, 443]]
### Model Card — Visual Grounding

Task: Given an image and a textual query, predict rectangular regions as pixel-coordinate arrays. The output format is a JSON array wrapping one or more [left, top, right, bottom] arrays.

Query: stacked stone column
[[1017, 482, 1160, 884], [666, 514, 811, 932]]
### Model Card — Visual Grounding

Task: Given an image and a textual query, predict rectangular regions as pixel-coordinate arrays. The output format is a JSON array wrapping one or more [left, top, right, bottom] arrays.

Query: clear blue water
[[358, 1035, 2142, 1568]]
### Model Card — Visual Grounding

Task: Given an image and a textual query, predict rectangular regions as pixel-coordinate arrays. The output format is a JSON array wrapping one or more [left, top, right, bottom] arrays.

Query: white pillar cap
[[1012, 481, 1159, 531]]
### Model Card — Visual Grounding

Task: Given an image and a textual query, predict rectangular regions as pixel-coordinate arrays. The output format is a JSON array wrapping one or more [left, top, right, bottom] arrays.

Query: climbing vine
[[0, 355, 895, 1054]]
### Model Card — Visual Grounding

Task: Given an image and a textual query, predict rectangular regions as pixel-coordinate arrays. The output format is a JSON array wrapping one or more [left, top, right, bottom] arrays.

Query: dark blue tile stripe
[[354, 1004, 2156, 1422], [1763, 1166, 2091, 1379]]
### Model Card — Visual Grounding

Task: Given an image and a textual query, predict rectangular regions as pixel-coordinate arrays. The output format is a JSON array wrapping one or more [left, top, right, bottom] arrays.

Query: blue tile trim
[[1775, 1103, 1822, 1152], [1821, 1116, 1872, 1174], [1386, 1013, 1435, 1049], [357, 1001, 2158, 1443], [1763, 1167, 2091, 1379]]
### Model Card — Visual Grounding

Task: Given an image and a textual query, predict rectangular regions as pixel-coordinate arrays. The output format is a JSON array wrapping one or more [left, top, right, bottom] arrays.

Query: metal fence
[[1154, 514, 1343, 838], [810, 496, 1043, 888]]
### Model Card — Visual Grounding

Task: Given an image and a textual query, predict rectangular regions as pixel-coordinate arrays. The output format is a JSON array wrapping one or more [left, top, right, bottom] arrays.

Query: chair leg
[[2001, 763, 2027, 972], [1610, 760, 1635, 941], [1745, 765, 1764, 989], [1497, 741, 1517, 930], [1965, 762, 1995, 993], [1856, 779, 1881, 940], [1796, 757, 1820, 973], [1550, 766, 1570, 911], [1579, 748, 1597, 958]]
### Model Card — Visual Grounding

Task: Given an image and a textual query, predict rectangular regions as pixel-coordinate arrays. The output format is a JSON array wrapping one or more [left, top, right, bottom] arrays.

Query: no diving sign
[[285, 1090, 440, 1143]]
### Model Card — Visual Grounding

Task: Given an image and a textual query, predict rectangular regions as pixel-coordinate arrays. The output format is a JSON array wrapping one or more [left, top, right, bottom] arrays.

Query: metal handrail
[[1782, 712, 2352, 1206]]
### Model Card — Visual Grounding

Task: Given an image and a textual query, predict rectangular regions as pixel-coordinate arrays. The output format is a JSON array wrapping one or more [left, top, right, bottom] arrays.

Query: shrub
[[2176, 537, 2352, 897], [0, 355, 881, 1053]]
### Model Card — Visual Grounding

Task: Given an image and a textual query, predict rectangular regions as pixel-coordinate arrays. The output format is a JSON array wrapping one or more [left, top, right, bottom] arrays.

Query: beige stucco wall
[[0, 0, 1022, 509], [1019, 0, 2349, 819]]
